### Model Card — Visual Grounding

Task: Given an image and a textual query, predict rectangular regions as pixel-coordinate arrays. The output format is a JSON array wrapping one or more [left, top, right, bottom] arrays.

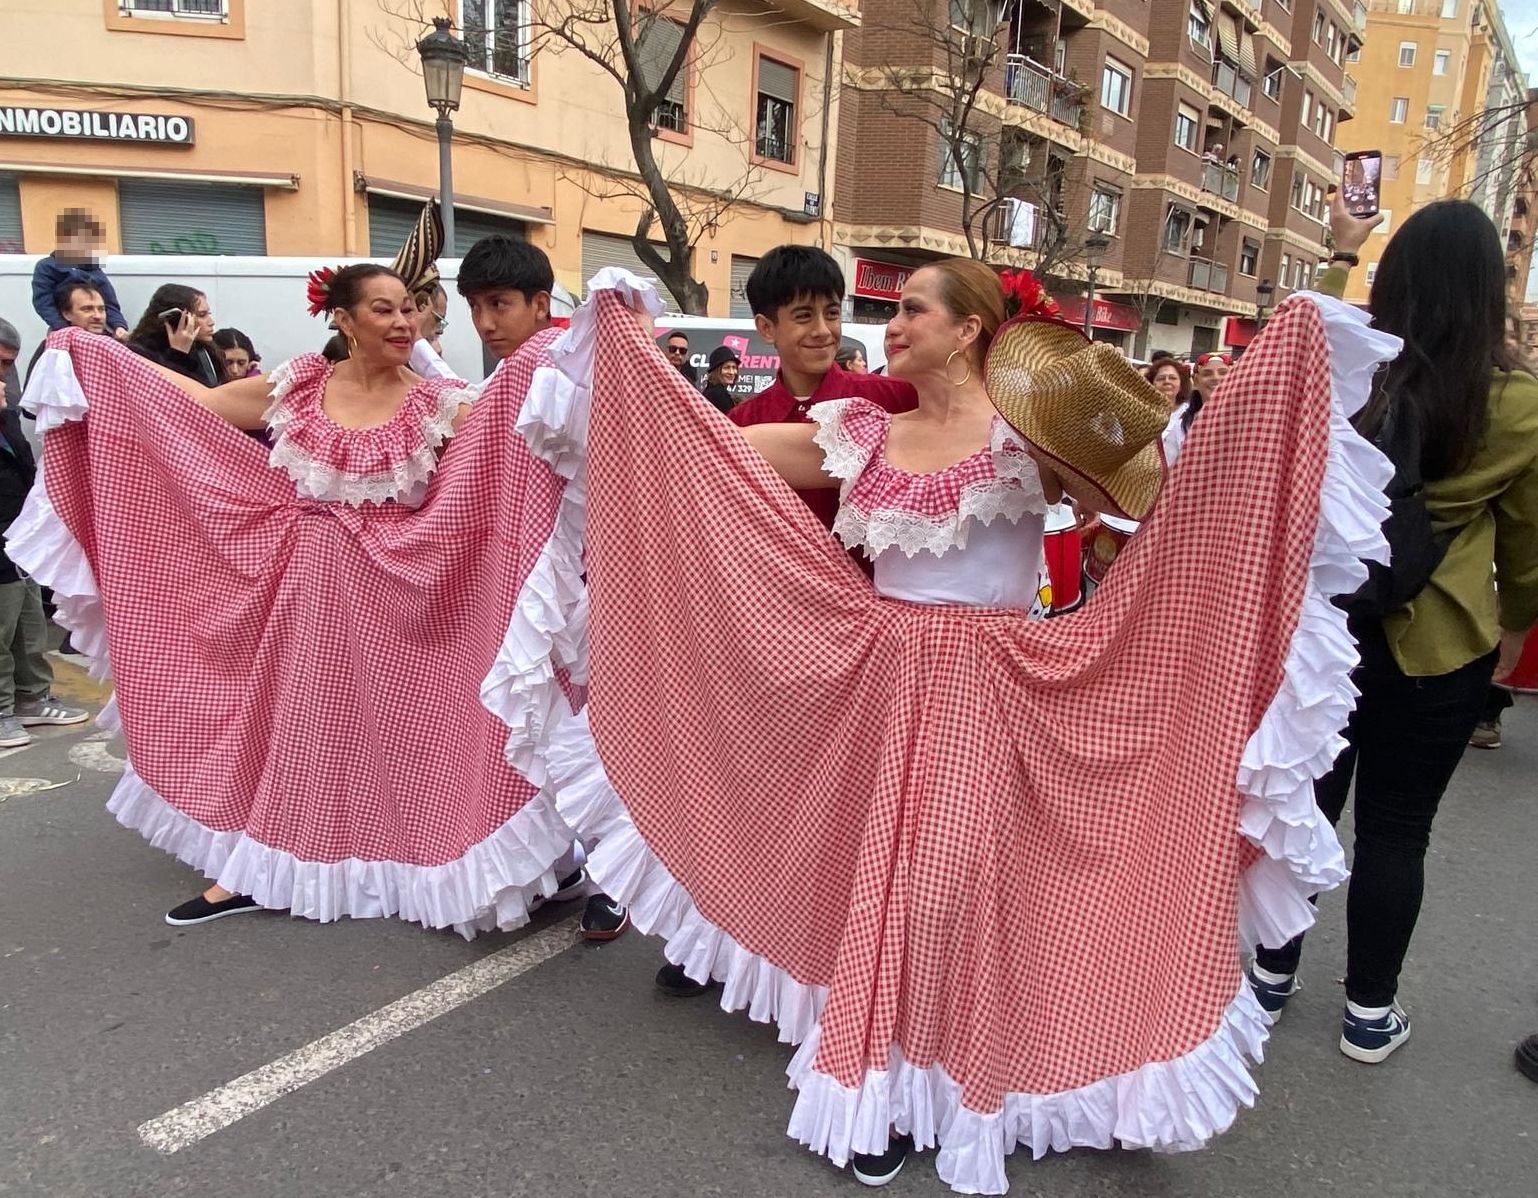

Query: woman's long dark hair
[[1364, 200, 1521, 480], [129, 284, 212, 348]]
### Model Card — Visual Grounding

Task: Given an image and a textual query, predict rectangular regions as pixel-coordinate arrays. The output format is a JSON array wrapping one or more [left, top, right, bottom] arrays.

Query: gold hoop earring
[[945, 350, 972, 387], [346, 333, 358, 357]]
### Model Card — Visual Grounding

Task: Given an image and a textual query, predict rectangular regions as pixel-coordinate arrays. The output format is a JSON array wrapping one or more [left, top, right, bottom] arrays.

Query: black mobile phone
[[158, 307, 185, 326], [1341, 150, 1382, 219]]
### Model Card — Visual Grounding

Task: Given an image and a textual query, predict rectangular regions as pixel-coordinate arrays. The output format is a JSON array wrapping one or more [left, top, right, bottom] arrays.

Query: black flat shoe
[[852, 1133, 915, 1187], [165, 893, 261, 926], [654, 960, 717, 997], [1516, 1034, 1538, 1083]]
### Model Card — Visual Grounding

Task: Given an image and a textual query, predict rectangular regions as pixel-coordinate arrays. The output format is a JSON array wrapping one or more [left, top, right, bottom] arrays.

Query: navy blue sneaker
[[1245, 962, 1300, 1023], [1340, 1002, 1411, 1063]]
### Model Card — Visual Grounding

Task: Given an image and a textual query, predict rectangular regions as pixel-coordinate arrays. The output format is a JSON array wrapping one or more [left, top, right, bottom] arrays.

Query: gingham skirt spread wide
[[8, 328, 580, 935], [486, 281, 1401, 1194]]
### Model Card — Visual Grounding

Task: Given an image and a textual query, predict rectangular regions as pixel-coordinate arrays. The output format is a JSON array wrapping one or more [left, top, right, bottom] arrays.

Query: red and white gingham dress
[[9, 328, 578, 934], [518, 287, 1398, 1192]]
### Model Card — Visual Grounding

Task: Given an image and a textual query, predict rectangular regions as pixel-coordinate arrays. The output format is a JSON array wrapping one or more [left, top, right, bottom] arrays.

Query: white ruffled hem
[[810, 401, 1049, 559], [515, 281, 1398, 1192], [12, 345, 572, 938], [105, 760, 572, 938]]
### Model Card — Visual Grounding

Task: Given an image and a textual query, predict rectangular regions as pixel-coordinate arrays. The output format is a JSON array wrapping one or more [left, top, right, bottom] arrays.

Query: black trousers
[[1254, 619, 1497, 1007]]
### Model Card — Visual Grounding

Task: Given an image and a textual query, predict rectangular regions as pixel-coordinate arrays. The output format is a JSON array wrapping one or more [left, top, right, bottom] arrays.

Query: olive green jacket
[[1317, 265, 1538, 675]]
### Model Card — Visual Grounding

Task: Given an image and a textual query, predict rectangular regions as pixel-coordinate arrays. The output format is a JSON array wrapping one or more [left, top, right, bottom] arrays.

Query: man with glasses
[[664, 331, 698, 387]]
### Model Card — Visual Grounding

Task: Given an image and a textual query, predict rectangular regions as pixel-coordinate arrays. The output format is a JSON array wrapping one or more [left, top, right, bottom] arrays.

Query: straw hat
[[985, 316, 1167, 520], [390, 200, 446, 300]]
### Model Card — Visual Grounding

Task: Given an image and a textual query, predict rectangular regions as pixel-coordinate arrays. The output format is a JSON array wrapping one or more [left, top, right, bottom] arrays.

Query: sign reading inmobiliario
[[0, 107, 195, 146]]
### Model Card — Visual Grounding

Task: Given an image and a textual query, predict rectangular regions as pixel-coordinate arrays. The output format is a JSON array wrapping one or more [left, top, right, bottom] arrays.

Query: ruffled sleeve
[[262, 356, 476, 507], [808, 397, 889, 491]]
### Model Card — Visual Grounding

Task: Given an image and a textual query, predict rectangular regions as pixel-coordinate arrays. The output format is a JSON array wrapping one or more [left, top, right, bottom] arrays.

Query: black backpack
[[1340, 395, 1453, 619]]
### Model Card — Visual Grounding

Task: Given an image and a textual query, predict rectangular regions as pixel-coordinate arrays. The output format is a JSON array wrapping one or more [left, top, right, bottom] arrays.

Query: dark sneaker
[[1469, 720, 1502, 749], [579, 894, 631, 942], [530, 868, 588, 913], [852, 1134, 915, 1187], [655, 961, 717, 997], [0, 714, 31, 748], [1246, 962, 1301, 1024], [165, 892, 261, 926], [1516, 1035, 1538, 1083], [1340, 1001, 1411, 1063], [14, 694, 90, 727]]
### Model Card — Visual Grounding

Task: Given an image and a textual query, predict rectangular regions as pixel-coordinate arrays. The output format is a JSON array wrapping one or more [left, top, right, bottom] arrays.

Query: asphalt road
[[1, 658, 1533, 1198]]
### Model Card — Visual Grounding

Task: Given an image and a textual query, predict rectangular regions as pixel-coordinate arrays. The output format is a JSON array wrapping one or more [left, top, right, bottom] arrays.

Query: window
[[1425, 104, 1445, 129], [1174, 103, 1200, 151], [1383, 154, 1400, 178], [1347, 46, 1361, 63], [1262, 58, 1283, 100], [1440, 0, 1458, 15], [1252, 149, 1273, 189], [636, 13, 690, 133], [117, 1, 229, 16], [1189, 2, 1213, 49], [1302, 90, 1313, 126], [1290, 170, 1305, 209], [1314, 104, 1334, 141], [1101, 57, 1133, 116], [1390, 96, 1409, 123], [1280, 253, 1292, 286], [1326, 24, 1339, 62], [938, 122, 987, 191], [1396, 0, 1413, 11], [1417, 157, 1435, 184], [1398, 42, 1417, 68], [1163, 207, 1193, 252], [1434, 49, 1451, 75], [460, 1, 531, 85], [1088, 188, 1122, 234], [949, 0, 1004, 35], [1312, 9, 1326, 43], [754, 56, 799, 165], [1240, 240, 1260, 275]]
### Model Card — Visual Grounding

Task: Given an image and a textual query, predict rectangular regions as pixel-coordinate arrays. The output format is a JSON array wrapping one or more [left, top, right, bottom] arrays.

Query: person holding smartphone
[[125, 284, 221, 389]]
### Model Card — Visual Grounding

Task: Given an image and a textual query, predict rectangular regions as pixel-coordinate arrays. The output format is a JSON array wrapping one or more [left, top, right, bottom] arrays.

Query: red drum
[[1083, 513, 1140, 587], [1504, 625, 1538, 693], [1042, 504, 1082, 614]]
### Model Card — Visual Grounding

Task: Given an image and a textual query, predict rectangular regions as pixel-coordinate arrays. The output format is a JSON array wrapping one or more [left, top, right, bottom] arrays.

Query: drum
[[1504, 625, 1538, 693], [1041, 504, 1082, 614], [1082, 513, 1141, 587]]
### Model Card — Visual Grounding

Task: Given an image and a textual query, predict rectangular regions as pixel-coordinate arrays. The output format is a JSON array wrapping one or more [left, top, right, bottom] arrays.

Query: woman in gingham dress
[[10, 263, 584, 935], [503, 263, 1403, 1192]]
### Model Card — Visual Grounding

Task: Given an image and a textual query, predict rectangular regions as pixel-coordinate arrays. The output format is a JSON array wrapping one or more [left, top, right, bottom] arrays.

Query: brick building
[[833, 0, 1362, 355]]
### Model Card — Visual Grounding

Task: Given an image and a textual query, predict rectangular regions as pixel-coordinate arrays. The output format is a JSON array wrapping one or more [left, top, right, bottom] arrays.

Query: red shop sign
[[852, 259, 916, 302], [1054, 296, 1142, 332]]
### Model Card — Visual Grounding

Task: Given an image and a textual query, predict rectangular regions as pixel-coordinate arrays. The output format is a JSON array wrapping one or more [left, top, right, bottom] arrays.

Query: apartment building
[[0, 1, 852, 314], [834, 0, 1359, 353], [1340, 0, 1536, 307]]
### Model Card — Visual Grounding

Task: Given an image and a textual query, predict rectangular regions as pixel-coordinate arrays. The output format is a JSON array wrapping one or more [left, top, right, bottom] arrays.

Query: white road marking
[[67, 734, 124, 774], [138, 915, 580, 1154], [0, 776, 75, 799]]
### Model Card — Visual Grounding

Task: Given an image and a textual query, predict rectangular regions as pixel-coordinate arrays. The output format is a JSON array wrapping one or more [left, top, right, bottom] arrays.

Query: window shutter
[[0, 173, 22, 253], [758, 58, 797, 104], [368, 194, 525, 257], [118, 180, 267, 255], [729, 254, 758, 318], [581, 230, 687, 309], [637, 17, 686, 107], [1217, 12, 1240, 62], [1238, 29, 1258, 76]]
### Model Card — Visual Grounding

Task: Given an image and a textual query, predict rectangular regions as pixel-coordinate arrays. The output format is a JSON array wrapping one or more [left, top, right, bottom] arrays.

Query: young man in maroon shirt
[[656, 247, 916, 997], [726, 246, 917, 530]]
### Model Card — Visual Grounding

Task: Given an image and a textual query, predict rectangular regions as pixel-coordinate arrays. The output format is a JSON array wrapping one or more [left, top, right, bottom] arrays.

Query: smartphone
[[1341, 150, 1382, 219], [158, 307, 185, 326]]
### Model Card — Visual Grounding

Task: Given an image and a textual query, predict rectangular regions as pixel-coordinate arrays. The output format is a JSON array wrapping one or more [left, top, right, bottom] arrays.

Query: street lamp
[[417, 17, 469, 254], [1082, 233, 1112, 339], [1255, 278, 1275, 330]]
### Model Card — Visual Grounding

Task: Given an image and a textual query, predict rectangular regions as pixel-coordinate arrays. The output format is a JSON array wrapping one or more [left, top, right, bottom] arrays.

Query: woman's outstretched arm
[[741, 423, 839, 490]]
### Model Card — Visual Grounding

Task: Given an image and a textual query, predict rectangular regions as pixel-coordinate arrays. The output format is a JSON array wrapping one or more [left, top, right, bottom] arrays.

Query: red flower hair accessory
[[306, 266, 339, 318], [998, 268, 1063, 322]]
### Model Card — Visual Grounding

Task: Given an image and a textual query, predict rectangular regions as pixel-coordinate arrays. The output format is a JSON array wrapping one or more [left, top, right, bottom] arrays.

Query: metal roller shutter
[[118, 180, 267, 255], [729, 254, 758, 318], [0, 173, 22, 254], [758, 59, 797, 104], [580, 230, 687, 308], [366, 193, 525, 257]]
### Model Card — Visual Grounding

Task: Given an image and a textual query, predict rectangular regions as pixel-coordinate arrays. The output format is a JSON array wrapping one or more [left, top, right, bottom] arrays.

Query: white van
[[653, 315, 889, 399]]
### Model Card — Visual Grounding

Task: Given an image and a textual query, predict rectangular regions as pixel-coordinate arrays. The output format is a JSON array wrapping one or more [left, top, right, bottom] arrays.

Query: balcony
[[1005, 54, 1086, 129], [1212, 60, 1254, 110], [1353, 0, 1368, 35], [1342, 73, 1357, 114], [1201, 160, 1241, 203], [1188, 256, 1230, 293]]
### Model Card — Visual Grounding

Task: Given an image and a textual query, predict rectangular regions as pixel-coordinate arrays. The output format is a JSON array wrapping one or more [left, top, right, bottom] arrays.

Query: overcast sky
[[1502, 1, 1538, 81]]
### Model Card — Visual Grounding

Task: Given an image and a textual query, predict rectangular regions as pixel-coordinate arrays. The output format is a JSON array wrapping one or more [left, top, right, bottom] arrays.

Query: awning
[[1238, 29, 1258, 77], [353, 173, 554, 226], [1055, 295, 1141, 332], [1224, 316, 1258, 347], [1217, 11, 1240, 62], [0, 159, 297, 188]]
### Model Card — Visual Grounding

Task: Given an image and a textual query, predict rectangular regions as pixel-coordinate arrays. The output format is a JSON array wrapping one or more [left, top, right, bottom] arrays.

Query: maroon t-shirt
[[727, 365, 917, 529]]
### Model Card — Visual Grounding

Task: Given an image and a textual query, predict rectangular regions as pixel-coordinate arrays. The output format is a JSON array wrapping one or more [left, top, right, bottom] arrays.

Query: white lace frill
[[263, 355, 477, 508], [9, 347, 573, 939], [809, 398, 1049, 559]]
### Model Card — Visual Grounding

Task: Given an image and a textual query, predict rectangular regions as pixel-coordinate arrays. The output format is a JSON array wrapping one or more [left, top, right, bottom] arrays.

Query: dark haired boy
[[30, 209, 129, 340], [726, 246, 915, 529]]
